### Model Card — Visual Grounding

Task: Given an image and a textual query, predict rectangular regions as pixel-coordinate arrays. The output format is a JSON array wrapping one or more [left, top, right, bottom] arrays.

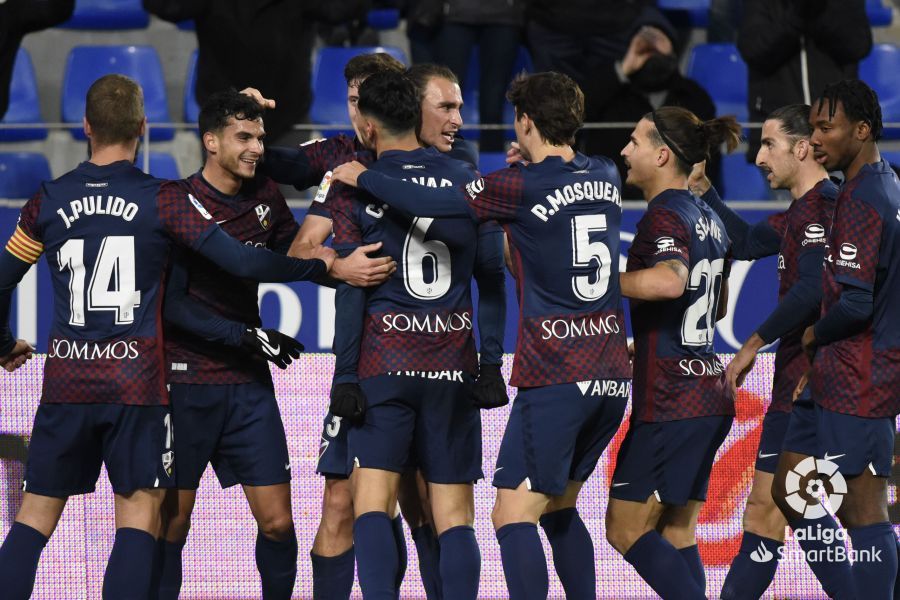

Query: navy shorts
[[611, 415, 733, 506], [350, 373, 482, 484], [170, 381, 291, 489], [782, 391, 818, 457], [316, 410, 351, 479], [493, 379, 629, 497], [24, 403, 174, 497], [754, 410, 791, 473], [815, 404, 895, 478]]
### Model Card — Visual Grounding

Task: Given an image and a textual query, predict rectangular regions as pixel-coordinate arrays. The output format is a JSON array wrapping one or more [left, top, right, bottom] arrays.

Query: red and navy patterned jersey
[[461, 153, 630, 388], [812, 160, 900, 418], [330, 147, 480, 378], [162, 172, 300, 385], [767, 179, 837, 413], [295, 135, 374, 220], [5, 160, 217, 405], [628, 189, 733, 422]]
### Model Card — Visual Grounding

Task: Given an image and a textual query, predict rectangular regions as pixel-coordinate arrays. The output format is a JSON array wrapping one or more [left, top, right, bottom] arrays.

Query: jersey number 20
[[58, 236, 141, 326], [681, 257, 724, 346]]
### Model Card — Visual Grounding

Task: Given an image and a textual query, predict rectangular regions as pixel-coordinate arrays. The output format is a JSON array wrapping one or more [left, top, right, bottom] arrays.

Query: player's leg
[[398, 471, 434, 597], [770, 393, 853, 599], [492, 482, 553, 600], [215, 382, 297, 599], [245, 483, 298, 600], [721, 409, 791, 600], [0, 403, 99, 599], [350, 375, 416, 599], [656, 500, 705, 591], [311, 477, 355, 600], [821, 406, 897, 599], [103, 404, 175, 600], [416, 373, 483, 600], [312, 410, 356, 600], [152, 383, 223, 599], [106, 488, 167, 599], [538, 380, 628, 599]]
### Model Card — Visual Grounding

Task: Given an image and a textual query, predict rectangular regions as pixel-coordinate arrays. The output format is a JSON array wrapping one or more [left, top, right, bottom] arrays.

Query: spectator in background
[[0, 0, 74, 120], [584, 19, 716, 199], [143, 0, 368, 145], [707, 0, 742, 43], [738, 0, 871, 161], [431, 0, 524, 152]]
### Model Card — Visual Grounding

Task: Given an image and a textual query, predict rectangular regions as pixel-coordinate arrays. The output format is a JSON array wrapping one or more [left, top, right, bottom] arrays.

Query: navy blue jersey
[[462, 153, 630, 387], [162, 173, 300, 385], [813, 160, 900, 417], [6, 161, 216, 405], [627, 189, 733, 422], [330, 147, 480, 378]]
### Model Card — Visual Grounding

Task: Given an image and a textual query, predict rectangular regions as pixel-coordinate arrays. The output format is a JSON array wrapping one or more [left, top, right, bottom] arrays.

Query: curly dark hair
[[198, 89, 266, 137], [814, 79, 883, 141]]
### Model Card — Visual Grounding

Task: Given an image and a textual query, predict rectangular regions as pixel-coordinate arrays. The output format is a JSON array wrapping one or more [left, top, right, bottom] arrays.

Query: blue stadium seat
[[59, 0, 149, 30], [136, 152, 180, 180], [310, 46, 408, 135], [881, 151, 900, 170], [184, 49, 200, 124], [61, 46, 173, 141], [658, 0, 710, 27], [367, 9, 400, 30], [0, 153, 52, 198], [719, 154, 773, 201], [0, 49, 47, 142], [687, 43, 748, 122], [177, 20, 195, 31], [461, 46, 534, 140], [477, 152, 509, 175], [867, 0, 893, 27], [860, 44, 900, 140]]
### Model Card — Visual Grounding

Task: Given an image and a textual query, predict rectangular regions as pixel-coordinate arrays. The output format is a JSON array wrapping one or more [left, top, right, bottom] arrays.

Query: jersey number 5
[[571, 214, 612, 301], [58, 236, 141, 326], [681, 258, 725, 346]]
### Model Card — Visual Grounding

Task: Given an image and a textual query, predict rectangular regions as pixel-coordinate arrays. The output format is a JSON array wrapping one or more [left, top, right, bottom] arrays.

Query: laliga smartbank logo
[[784, 456, 846, 519]]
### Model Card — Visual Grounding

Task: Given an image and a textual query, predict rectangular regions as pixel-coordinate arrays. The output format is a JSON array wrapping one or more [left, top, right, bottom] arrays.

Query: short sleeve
[[464, 167, 525, 223], [5, 192, 44, 264], [634, 207, 692, 268], [156, 180, 218, 249], [829, 192, 882, 290], [328, 182, 363, 255]]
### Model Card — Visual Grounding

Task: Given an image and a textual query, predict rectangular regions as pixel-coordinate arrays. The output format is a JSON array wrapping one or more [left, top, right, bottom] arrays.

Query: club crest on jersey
[[161, 450, 174, 477], [255, 204, 271, 229], [188, 194, 213, 220]]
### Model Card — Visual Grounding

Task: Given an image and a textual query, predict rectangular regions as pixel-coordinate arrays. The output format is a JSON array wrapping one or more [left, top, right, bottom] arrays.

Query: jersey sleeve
[[328, 182, 363, 256], [790, 199, 829, 262], [267, 186, 301, 255], [464, 167, 525, 223], [5, 192, 44, 265], [635, 207, 692, 268], [829, 192, 882, 291], [156, 180, 219, 249]]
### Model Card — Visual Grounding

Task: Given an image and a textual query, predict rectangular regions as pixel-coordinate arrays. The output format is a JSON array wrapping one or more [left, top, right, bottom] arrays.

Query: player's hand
[[330, 382, 366, 423], [330, 242, 396, 287], [627, 341, 635, 364], [792, 371, 810, 402], [725, 346, 757, 396], [800, 325, 817, 361], [472, 363, 509, 409], [239, 87, 276, 110], [506, 142, 527, 165], [241, 328, 303, 369], [332, 161, 368, 187], [622, 26, 670, 76], [311, 245, 337, 272], [0, 340, 34, 373], [687, 160, 712, 196]]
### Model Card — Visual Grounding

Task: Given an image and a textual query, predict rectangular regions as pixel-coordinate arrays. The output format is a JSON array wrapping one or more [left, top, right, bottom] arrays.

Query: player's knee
[[258, 512, 295, 542], [163, 512, 192, 543], [605, 519, 638, 555], [770, 475, 793, 520], [321, 485, 355, 537], [744, 490, 785, 538]]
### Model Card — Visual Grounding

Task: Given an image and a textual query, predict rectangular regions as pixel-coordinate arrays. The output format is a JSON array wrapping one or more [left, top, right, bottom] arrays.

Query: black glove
[[240, 328, 303, 369], [330, 382, 367, 423], [472, 363, 509, 409]]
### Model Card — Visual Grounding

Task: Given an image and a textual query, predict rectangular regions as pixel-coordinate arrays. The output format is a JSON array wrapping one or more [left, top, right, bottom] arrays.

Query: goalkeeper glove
[[330, 382, 367, 423], [240, 328, 303, 369], [472, 363, 508, 409]]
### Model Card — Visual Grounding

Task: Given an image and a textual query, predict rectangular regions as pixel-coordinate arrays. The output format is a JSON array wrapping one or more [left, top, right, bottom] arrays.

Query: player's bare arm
[[0, 339, 34, 373], [726, 332, 765, 394], [619, 259, 688, 301]]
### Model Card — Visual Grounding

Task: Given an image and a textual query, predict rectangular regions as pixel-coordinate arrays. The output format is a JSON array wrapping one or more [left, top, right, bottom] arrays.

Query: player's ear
[[203, 131, 218, 155], [656, 145, 670, 167], [856, 119, 872, 141], [795, 138, 809, 161], [82, 117, 91, 139], [137, 117, 147, 138]]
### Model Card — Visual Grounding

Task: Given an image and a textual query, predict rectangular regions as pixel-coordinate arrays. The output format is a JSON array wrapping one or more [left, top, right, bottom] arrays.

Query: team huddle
[[0, 50, 897, 600]]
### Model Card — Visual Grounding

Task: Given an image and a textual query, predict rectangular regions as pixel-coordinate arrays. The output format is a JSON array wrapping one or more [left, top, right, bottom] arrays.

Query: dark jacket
[[145, 0, 364, 139], [1, 0, 75, 119], [444, 0, 524, 27], [737, 0, 872, 159], [525, 0, 654, 35]]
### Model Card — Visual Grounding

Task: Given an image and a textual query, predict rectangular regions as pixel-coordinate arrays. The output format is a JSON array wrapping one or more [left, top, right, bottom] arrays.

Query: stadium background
[[3, 2, 900, 598]]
